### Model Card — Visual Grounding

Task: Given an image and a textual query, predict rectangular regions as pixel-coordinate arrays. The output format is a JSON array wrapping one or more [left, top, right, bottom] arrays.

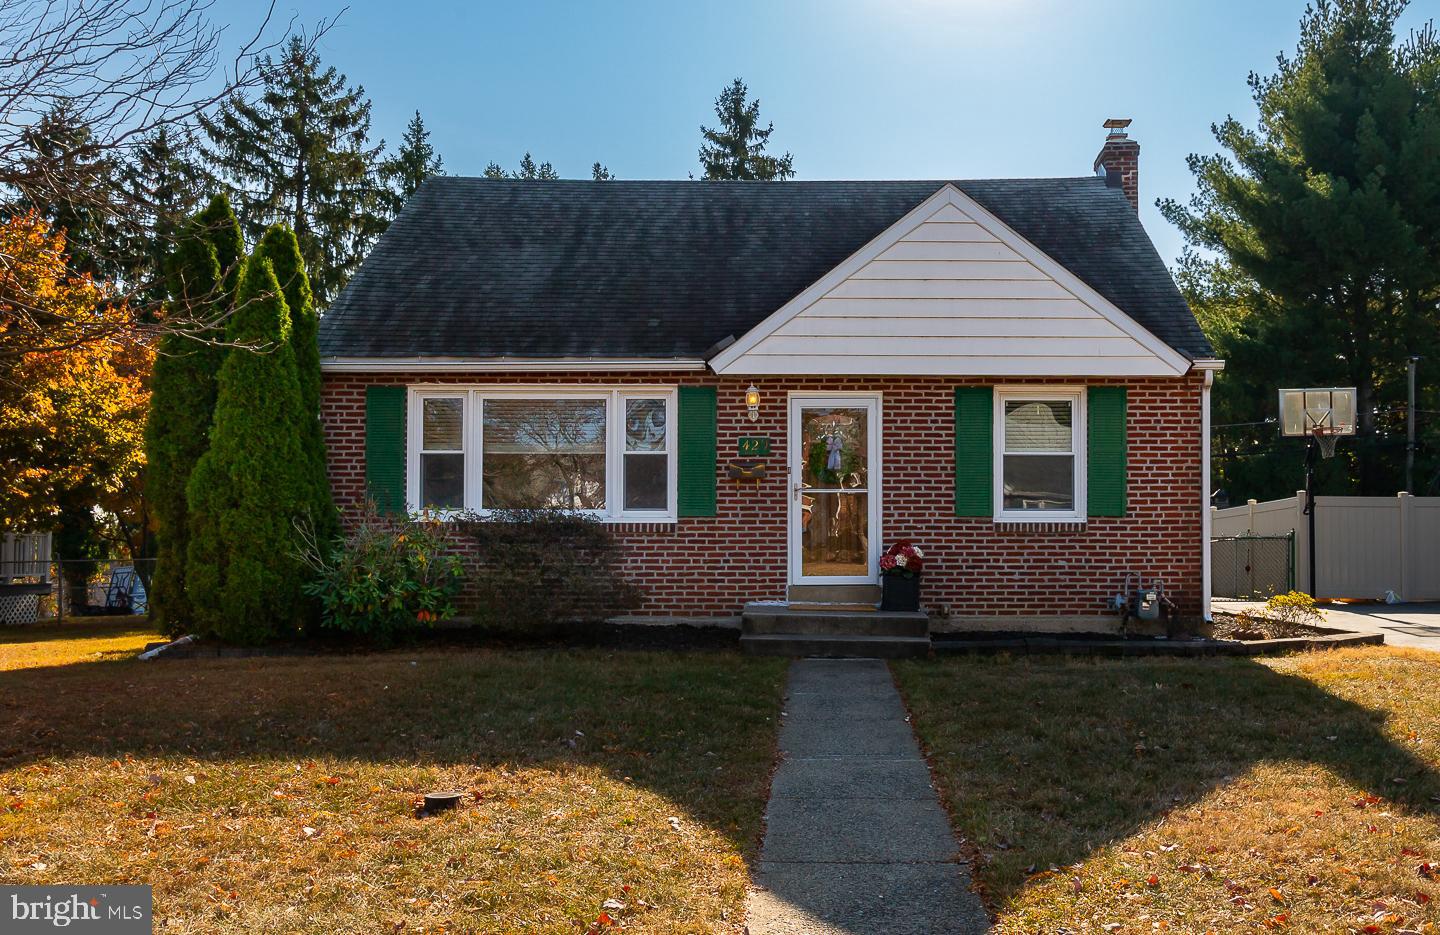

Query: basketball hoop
[[1277, 386, 1356, 601]]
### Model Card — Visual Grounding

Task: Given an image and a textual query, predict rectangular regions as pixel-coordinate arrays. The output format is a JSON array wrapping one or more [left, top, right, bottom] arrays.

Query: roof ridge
[[424, 175, 1108, 186]]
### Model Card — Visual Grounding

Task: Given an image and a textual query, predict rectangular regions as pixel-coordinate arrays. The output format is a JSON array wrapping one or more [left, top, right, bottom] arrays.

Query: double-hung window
[[418, 395, 466, 510], [408, 388, 676, 520], [994, 387, 1085, 522]]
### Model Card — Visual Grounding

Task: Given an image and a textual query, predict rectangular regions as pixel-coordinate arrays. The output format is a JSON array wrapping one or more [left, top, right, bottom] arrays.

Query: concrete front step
[[740, 632, 931, 658], [742, 602, 930, 638], [786, 583, 882, 604]]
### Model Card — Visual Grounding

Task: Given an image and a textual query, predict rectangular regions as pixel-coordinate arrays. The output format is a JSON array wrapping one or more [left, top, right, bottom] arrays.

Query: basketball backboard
[[1279, 387, 1357, 437]]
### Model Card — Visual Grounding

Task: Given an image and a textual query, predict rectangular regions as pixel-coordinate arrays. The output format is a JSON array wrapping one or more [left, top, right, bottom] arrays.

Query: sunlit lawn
[[0, 616, 158, 671], [0, 622, 786, 933], [895, 648, 1440, 934]]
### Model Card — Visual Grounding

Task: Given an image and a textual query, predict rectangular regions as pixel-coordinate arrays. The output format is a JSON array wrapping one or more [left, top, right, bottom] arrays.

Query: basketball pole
[[1407, 356, 1420, 494], [1303, 434, 1318, 599]]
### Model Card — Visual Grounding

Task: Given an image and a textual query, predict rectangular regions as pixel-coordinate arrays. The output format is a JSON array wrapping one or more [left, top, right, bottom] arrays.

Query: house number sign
[[737, 436, 770, 456]]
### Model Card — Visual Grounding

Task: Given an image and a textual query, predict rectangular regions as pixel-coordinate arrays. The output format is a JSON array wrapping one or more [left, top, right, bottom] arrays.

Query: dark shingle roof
[[318, 177, 1211, 361]]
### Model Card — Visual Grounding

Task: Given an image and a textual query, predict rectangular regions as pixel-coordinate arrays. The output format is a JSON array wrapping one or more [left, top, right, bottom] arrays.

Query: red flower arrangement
[[879, 539, 925, 578]]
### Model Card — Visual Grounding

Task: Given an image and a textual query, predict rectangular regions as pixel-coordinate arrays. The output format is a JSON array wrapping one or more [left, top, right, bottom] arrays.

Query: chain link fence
[[1211, 534, 1294, 599], [46, 558, 155, 620]]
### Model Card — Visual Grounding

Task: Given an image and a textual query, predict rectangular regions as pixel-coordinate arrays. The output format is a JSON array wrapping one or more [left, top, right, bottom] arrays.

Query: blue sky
[[220, 0, 1435, 265]]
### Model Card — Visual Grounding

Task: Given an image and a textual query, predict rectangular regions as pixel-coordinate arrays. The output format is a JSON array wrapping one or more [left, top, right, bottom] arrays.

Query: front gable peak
[[709, 185, 1191, 377]]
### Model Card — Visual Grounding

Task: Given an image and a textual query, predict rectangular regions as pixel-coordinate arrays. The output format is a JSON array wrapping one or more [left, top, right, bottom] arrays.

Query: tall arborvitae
[[185, 257, 310, 643], [142, 194, 242, 635], [201, 36, 390, 304], [699, 78, 795, 181], [254, 224, 335, 545], [381, 110, 444, 210]]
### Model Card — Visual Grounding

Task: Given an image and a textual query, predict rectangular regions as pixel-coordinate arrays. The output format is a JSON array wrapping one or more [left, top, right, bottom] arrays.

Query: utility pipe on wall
[[1196, 361, 1225, 621]]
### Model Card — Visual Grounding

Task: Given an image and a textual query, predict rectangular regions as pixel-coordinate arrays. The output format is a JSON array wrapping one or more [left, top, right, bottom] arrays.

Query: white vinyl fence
[[1212, 493, 1440, 601]]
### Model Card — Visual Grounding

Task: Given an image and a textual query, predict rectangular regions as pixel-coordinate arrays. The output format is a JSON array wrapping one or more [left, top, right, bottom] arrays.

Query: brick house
[[317, 122, 1223, 641]]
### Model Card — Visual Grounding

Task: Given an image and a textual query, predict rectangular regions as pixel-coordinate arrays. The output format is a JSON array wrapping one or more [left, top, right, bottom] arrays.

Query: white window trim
[[406, 385, 678, 522], [993, 386, 1087, 523]]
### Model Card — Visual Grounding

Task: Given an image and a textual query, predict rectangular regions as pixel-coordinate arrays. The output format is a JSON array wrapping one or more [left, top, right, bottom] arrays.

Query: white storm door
[[788, 395, 881, 585]]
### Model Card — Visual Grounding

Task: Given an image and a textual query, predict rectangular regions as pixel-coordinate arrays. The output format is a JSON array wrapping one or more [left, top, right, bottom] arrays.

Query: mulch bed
[[143, 620, 742, 659], [1205, 609, 1329, 641]]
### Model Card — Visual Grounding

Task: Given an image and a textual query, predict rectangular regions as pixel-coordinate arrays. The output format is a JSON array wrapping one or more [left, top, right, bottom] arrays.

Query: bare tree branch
[[0, 1, 339, 357]]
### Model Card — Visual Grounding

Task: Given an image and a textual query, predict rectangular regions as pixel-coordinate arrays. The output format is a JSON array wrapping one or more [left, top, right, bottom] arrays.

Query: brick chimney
[[1093, 118, 1139, 211]]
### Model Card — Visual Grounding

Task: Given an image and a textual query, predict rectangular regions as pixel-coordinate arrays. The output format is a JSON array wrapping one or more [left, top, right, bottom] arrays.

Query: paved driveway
[[1214, 600, 1440, 651]]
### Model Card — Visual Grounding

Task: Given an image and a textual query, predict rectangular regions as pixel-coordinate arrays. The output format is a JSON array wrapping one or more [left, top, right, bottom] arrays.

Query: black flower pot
[[880, 573, 921, 612]]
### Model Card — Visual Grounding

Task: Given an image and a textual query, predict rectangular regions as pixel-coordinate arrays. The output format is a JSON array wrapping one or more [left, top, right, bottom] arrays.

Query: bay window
[[407, 387, 676, 519], [994, 387, 1085, 521]]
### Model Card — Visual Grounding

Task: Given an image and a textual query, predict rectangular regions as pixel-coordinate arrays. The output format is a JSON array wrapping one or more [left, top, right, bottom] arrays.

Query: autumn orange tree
[[0, 211, 152, 556]]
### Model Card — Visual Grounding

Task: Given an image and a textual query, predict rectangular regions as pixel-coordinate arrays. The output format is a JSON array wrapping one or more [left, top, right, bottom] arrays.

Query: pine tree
[[185, 256, 311, 643], [484, 152, 560, 179], [118, 126, 208, 304], [13, 103, 121, 276], [143, 195, 241, 635], [591, 162, 614, 181], [699, 78, 795, 181], [381, 110, 444, 209], [254, 223, 335, 546], [1161, 0, 1440, 497], [200, 37, 390, 304]]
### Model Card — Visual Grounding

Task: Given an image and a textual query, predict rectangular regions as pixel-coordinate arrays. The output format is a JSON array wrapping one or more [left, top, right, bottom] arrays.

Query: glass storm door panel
[[790, 399, 878, 583]]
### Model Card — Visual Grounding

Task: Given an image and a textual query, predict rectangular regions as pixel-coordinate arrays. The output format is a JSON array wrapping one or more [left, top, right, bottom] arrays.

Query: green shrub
[[298, 508, 464, 640], [455, 510, 642, 628]]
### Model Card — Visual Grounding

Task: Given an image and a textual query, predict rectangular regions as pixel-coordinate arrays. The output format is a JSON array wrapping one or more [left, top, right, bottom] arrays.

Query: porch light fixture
[[745, 384, 760, 422]]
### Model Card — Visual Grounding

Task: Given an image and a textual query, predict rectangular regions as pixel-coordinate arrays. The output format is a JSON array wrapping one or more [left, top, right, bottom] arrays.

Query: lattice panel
[[0, 592, 40, 625]]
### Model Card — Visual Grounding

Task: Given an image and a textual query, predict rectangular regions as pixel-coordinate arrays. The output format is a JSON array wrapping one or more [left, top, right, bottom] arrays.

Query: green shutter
[[1087, 386, 1127, 517], [954, 386, 993, 517], [365, 385, 407, 515], [677, 386, 717, 517]]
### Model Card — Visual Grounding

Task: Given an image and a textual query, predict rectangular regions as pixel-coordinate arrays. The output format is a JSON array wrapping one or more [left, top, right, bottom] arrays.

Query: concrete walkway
[[1215, 599, 1440, 651], [746, 659, 988, 935]]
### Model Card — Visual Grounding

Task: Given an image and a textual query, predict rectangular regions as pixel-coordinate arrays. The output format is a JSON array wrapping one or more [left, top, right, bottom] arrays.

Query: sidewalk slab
[[769, 756, 936, 800], [749, 861, 991, 935], [745, 658, 988, 934]]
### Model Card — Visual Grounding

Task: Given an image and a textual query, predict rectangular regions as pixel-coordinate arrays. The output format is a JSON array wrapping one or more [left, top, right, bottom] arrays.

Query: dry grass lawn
[[0, 621, 786, 933], [895, 647, 1440, 934]]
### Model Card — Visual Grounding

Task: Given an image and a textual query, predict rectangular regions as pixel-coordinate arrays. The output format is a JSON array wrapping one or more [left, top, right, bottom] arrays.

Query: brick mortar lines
[[322, 371, 1206, 619]]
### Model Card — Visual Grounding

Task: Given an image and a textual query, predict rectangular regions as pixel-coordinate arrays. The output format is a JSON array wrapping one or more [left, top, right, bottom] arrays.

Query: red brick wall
[[321, 371, 1205, 622]]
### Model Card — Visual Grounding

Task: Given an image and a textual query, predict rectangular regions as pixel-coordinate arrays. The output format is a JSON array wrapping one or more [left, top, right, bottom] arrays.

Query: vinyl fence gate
[[1210, 533, 1294, 600]]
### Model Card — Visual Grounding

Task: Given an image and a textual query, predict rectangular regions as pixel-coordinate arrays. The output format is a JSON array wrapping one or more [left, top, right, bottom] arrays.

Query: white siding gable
[[709, 185, 1190, 377]]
